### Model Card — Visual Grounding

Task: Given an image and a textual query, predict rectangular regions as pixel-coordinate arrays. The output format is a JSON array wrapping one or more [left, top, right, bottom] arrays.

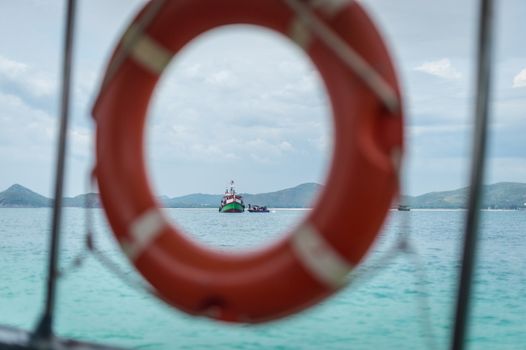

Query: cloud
[[486, 157, 526, 188], [205, 69, 239, 89], [0, 92, 56, 161], [69, 127, 93, 160], [414, 58, 462, 80], [0, 54, 56, 98], [409, 124, 469, 137], [144, 26, 332, 170], [0, 55, 27, 76], [512, 68, 526, 88]]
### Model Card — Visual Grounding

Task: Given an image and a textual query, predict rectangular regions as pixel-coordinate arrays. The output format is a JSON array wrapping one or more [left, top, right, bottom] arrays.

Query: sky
[[0, 0, 525, 197]]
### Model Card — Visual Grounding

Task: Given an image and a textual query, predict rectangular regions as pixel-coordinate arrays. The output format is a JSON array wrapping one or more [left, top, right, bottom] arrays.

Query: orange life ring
[[93, 0, 404, 323]]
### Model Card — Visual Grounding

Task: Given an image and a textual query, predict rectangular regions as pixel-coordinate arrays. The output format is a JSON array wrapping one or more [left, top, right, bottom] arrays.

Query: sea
[[0, 208, 524, 349]]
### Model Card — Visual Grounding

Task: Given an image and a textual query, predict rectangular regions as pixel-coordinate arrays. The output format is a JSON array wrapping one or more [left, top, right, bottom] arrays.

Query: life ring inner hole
[[145, 24, 334, 250]]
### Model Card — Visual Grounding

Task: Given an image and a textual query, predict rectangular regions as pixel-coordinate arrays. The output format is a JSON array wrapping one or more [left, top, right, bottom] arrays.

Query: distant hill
[[0, 184, 51, 207], [241, 183, 321, 208], [162, 193, 222, 208], [2, 182, 526, 209], [161, 183, 322, 208], [0, 183, 322, 208], [406, 182, 526, 209], [62, 193, 101, 208]]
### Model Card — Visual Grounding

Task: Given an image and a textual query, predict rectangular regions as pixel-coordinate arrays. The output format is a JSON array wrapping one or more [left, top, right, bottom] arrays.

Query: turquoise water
[[0, 208, 525, 349]]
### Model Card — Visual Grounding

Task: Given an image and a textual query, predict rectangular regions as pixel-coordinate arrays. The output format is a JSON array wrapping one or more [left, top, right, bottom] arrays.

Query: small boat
[[248, 204, 270, 213], [397, 204, 411, 211], [219, 180, 245, 213]]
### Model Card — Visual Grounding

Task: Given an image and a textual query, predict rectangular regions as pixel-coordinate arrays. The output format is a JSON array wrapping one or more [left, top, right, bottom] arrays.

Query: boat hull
[[219, 202, 244, 213]]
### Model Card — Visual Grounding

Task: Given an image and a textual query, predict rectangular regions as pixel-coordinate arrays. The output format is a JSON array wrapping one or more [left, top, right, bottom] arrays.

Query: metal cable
[[32, 0, 77, 344], [56, 176, 99, 279], [451, 0, 495, 348], [81, 177, 158, 297], [346, 215, 438, 350]]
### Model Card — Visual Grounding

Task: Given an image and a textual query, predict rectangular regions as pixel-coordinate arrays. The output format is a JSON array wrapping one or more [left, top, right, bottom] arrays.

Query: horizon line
[[2, 181, 526, 199]]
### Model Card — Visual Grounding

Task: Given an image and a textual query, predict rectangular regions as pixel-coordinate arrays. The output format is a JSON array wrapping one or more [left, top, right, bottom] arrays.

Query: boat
[[219, 180, 245, 213], [397, 204, 411, 211], [248, 204, 270, 213]]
